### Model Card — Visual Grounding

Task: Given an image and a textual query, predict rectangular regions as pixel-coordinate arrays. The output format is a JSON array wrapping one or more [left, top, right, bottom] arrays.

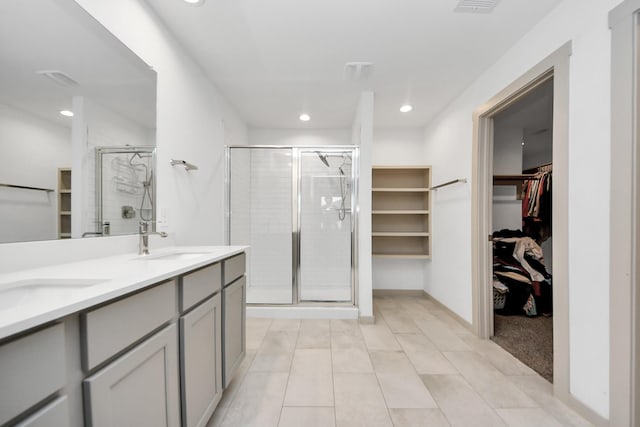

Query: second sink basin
[[134, 251, 211, 261], [0, 278, 107, 310]]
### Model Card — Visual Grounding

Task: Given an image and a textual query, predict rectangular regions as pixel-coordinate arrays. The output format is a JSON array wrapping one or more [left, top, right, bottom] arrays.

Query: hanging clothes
[[521, 166, 552, 227]]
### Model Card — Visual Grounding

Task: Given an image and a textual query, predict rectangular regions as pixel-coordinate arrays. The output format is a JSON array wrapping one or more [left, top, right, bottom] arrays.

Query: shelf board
[[372, 253, 431, 259], [59, 189, 71, 194], [372, 232, 430, 237], [372, 210, 429, 215], [59, 233, 71, 237], [372, 187, 430, 192], [60, 211, 71, 215]]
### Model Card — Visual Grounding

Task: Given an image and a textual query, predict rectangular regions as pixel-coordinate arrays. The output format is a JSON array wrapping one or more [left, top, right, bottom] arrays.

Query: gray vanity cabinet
[[1, 249, 246, 427], [83, 324, 180, 427], [179, 293, 223, 427]]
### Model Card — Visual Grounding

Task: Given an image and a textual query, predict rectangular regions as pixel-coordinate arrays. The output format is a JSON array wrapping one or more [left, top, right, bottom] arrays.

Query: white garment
[[494, 236, 546, 282]]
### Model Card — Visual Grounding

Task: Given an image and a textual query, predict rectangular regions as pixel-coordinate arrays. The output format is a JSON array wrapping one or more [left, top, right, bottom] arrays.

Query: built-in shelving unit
[[372, 166, 431, 259], [58, 168, 71, 239]]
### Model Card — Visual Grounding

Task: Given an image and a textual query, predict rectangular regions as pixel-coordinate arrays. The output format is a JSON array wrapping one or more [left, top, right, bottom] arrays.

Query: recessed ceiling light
[[60, 110, 74, 117], [183, 0, 205, 5], [299, 113, 311, 122], [400, 105, 413, 113]]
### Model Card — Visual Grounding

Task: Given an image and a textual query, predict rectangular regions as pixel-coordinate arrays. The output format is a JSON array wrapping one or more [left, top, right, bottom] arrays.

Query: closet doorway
[[491, 79, 554, 382], [471, 43, 571, 398]]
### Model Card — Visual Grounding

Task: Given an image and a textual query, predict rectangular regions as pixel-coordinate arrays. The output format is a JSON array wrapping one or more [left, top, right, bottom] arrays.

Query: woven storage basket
[[493, 289, 506, 309]]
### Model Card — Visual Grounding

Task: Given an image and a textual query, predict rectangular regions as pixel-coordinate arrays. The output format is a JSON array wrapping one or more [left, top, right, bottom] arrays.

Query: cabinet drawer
[[223, 253, 245, 286], [82, 280, 176, 370], [180, 263, 221, 312], [15, 396, 69, 427], [0, 323, 66, 426]]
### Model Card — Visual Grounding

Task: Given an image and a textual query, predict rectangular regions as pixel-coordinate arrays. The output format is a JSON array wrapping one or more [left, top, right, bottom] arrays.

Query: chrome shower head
[[316, 152, 330, 167]]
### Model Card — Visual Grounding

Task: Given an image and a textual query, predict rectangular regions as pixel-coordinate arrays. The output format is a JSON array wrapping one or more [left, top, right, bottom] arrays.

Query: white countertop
[[0, 246, 247, 341]]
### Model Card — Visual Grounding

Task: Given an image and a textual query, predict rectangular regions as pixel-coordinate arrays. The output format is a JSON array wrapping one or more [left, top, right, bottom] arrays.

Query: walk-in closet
[[491, 78, 554, 382]]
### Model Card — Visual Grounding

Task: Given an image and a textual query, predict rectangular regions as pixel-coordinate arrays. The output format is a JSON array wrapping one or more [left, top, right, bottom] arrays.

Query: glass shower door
[[229, 147, 294, 304], [298, 150, 354, 302]]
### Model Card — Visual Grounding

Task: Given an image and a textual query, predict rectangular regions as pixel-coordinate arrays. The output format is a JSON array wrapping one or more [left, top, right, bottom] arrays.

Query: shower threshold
[[246, 304, 359, 320]]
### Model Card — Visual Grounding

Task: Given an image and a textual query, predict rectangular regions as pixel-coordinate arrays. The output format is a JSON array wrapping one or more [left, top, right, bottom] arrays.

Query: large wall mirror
[[0, 0, 157, 244]]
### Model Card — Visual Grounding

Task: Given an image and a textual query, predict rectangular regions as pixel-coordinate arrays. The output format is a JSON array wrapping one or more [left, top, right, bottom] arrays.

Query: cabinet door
[[223, 276, 246, 388], [180, 293, 222, 427], [83, 324, 180, 427]]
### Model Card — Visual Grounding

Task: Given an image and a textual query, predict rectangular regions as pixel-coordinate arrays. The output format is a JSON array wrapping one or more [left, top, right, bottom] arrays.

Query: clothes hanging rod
[[170, 159, 198, 171], [430, 178, 467, 190], [0, 183, 54, 192], [493, 174, 540, 183]]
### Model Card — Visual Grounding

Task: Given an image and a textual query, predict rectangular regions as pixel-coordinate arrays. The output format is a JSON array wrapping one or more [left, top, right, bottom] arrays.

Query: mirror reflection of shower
[[95, 146, 156, 236], [127, 152, 154, 221], [315, 151, 352, 221]]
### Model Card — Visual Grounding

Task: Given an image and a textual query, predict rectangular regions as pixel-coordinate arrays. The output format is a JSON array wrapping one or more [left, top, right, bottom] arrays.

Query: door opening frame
[[471, 42, 572, 400], [609, 1, 640, 425]]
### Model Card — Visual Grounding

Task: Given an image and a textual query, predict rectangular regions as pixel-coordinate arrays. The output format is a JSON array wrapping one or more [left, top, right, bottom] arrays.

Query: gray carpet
[[491, 314, 553, 383]]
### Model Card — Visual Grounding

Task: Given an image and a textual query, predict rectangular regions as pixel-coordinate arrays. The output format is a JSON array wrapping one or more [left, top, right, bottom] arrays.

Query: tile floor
[[208, 294, 595, 427]]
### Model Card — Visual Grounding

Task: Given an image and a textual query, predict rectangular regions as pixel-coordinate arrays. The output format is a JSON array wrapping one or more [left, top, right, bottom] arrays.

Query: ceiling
[[147, 0, 562, 129]]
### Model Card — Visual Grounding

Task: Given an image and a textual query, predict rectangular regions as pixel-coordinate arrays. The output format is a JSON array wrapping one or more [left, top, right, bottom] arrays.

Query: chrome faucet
[[138, 221, 168, 255]]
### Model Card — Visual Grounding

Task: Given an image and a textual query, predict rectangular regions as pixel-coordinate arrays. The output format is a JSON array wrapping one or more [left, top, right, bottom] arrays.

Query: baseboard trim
[[372, 289, 425, 297], [247, 306, 359, 319], [555, 390, 609, 427], [422, 290, 473, 332], [358, 315, 376, 324]]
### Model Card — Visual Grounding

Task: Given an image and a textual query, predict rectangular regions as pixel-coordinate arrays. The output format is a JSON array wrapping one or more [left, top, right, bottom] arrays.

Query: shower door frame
[[95, 146, 156, 234], [225, 145, 359, 306]]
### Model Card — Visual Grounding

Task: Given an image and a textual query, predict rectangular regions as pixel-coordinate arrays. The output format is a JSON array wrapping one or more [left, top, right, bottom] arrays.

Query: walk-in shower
[[226, 146, 358, 306], [94, 146, 156, 236]]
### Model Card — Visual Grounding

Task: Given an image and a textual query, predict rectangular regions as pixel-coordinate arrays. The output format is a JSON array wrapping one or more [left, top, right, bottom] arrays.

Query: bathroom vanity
[[0, 246, 246, 427]]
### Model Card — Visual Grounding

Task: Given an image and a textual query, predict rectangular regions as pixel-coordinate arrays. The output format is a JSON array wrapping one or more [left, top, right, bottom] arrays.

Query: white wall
[[0, 104, 71, 243], [422, 0, 620, 417], [492, 118, 524, 232], [372, 128, 427, 165], [74, 0, 248, 246], [372, 128, 427, 290], [353, 93, 374, 319], [249, 128, 351, 146]]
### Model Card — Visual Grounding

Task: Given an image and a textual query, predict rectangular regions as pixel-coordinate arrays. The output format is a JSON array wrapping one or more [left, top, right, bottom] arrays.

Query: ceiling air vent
[[36, 70, 79, 87], [344, 62, 374, 81], [454, 0, 500, 13]]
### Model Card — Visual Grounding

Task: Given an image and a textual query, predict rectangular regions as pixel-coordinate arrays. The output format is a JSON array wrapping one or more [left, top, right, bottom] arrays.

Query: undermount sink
[[134, 251, 211, 261], [0, 278, 107, 310]]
